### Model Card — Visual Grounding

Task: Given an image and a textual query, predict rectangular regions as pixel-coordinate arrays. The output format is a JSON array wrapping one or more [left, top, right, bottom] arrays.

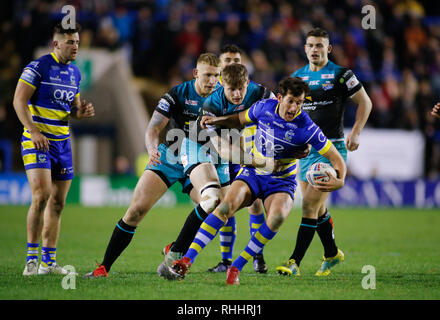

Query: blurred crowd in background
[[1, 0, 440, 177]]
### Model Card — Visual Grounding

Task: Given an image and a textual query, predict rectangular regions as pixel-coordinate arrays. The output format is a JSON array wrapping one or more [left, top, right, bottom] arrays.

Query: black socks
[[101, 219, 136, 271]]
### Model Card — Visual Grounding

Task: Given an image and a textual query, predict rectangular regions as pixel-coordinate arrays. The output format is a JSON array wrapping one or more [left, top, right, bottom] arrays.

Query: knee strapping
[[199, 183, 221, 213]]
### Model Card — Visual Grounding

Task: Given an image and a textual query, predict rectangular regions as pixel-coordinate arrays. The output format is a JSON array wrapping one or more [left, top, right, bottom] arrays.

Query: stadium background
[[1, 0, 440, 207], [0, 0, 439, 302]]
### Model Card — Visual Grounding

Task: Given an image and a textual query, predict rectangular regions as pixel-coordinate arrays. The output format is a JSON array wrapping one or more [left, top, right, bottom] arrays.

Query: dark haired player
[[14, 23, 94, 275]]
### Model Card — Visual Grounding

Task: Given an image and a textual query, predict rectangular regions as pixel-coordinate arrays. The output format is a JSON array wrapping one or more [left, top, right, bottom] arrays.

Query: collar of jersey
[[307, 60, 331, 73], [50, 52, 60, 64], [275, 102, 302, 121]]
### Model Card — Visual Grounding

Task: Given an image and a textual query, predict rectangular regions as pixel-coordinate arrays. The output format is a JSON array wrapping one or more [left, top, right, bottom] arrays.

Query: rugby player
[[276, 27, 372, 277], [169, 77, 346, 285], [84, 53, 221, 278], [15, 23, 94, 275]]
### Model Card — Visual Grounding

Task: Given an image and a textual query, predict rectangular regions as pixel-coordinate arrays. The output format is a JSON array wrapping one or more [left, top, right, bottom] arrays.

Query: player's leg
[[315, 202, 344, 276], [85, 170, 168, 278], [228, 192, 293, 285], [170, 180, 252, 279], [38, 179, 72, 274], [248, 199, 267, 273], [23, 168, 52, 275]]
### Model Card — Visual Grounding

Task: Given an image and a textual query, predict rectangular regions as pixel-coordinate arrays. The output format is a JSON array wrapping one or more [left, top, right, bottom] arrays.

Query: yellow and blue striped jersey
[[245, 98, 332, 178], [19, 52, 81, 140]]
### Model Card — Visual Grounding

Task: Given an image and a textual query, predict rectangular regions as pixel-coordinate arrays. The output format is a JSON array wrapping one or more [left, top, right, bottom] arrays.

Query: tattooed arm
[[145, 111, 169, 166]]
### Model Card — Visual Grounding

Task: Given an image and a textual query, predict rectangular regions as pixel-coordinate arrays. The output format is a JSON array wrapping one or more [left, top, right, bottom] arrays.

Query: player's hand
[[148, 147, 161, 166], [312, 170, 344, 192], [346, 131, 360, 151], [200, 116, 215, 129], [292, 144, 311, 159], [431, 102, 440, 119], [30, 128, 50, 152], [76, 100, 95, 119]]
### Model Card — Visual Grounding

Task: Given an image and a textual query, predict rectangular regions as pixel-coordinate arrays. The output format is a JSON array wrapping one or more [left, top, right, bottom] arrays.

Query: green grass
[[1, 205, 440, 300]]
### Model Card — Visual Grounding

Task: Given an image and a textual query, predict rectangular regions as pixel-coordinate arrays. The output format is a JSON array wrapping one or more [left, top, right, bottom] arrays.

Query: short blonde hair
[[197, 53, 220, 67]]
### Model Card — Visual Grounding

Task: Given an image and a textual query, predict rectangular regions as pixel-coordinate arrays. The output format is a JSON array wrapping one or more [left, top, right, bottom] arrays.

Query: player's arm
[[211, 133, 265, 168], [145, 110, 169, 166], [13, 80, 50, 152], [431, 102, 440, 119], [200, 108, 253, 129], [346, 86, 372, 151], [70, 94, 95, 119], [313, 143, 346, 192]]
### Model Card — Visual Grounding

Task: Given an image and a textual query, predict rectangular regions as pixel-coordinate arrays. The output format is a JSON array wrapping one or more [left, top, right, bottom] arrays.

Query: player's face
[[305, 36, 331, 67], [278, 92, 305, 122], [54, 33, 80, 62], [194, 63, 221, 97], [219, 52, 241, 70], [223, 79, 249, 105]]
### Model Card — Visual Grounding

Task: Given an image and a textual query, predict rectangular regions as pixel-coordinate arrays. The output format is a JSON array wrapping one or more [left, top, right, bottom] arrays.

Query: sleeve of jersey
[[75, 69, 81, 98], [19, 60, 43, 89], [244, 102, 259, 123], [155, 91, 177, 118], [340, 69, 362, 97], [201, 98, 222, 135], [306, 124, 333, 156]]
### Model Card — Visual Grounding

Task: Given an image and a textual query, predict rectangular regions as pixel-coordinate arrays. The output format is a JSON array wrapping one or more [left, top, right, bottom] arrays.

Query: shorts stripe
[[22, 140, 35, 150], [23, 154, 37, 165]]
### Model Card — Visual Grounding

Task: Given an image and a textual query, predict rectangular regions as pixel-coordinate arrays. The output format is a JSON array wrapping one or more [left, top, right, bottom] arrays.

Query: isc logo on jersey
[[53, 89, 75, 102]]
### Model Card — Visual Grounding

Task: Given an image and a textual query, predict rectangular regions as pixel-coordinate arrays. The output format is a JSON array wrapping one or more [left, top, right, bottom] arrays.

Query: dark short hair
[[220, 44, 242, 55], [306, 27, 329, 40], [53, 22, 81, 36], [277, 77, 310, 97]]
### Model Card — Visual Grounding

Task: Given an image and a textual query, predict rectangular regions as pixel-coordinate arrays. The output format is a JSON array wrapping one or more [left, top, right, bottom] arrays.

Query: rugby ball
[[306, 162, 337, 186]]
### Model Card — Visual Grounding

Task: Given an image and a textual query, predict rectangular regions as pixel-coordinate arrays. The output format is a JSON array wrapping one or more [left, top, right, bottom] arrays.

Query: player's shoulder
[[24, 53, 53, 72], [252, 98, 277, 114], [291, 65, 309, 77], [327, 60, 354, 78], [170, 79, 194, 95]]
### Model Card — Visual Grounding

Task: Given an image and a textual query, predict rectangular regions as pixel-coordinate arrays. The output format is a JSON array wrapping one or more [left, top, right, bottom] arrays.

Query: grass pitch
[[1, 204, 439, 300]]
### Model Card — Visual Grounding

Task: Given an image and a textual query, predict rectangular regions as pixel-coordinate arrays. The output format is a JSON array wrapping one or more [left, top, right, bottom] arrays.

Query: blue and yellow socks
[[232, 222, 277, 271], [27, 243, 39, 262], [249, 213, 265, 253], [185, 214, 225, 263], [41, 247, 56, 267], [220, 216, 236, 262]]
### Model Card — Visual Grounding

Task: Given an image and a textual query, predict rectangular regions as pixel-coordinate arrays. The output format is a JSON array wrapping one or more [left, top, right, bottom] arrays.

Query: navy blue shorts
[[234, 166, 297, 204], [21, 134, 74, 180]]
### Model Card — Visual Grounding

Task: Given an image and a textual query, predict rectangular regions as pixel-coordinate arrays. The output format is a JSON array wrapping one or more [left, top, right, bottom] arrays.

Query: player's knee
[[301, 200, 319, 219], [31, 189, 51, 211], [50, 197, 65, 214], [126, 202, 149, 224], [248, 199, 263, 214], [267, 212, 285, 231], [199, 183, 221, 213]]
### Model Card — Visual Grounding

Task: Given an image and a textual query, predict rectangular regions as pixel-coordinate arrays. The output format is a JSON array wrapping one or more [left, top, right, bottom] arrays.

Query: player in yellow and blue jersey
[[14, 23, 94, 276], [276, 28, 372, 277], [169, 77, 347, 285], [84, 53, 222, 279]]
